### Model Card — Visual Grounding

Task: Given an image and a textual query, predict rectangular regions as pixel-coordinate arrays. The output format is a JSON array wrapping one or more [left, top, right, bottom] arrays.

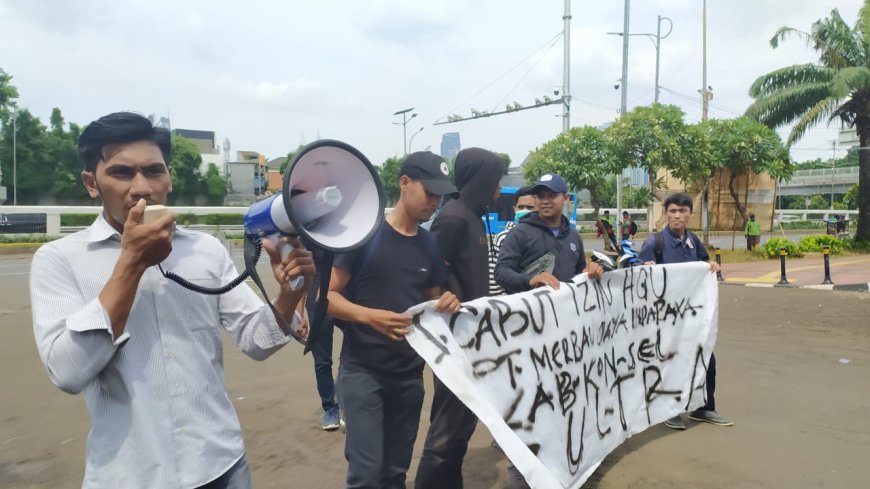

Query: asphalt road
[[1, 251, 868, 488]]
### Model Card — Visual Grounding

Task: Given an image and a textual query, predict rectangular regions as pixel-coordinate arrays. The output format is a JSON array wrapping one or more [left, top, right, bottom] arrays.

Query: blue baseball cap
[[532, 173, 568, 194]]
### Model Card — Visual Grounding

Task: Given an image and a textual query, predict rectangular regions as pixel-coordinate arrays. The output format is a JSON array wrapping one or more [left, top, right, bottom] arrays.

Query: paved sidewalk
[[721, 255, 870, 288]]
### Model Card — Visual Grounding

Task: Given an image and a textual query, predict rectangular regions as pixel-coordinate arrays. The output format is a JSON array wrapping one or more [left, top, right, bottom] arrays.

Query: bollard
[[821, 245, 833, 285], [778, 247, 789, 285], [714, 247, 724, 282]]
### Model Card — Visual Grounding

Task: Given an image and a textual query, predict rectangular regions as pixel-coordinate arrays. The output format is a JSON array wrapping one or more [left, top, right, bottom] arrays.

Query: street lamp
[[12, 104, 17, 206], [392, 107, 417, 156], [408, 127, 424, 153], [608, 9, 673, 231], [607, 14, 673, 104]]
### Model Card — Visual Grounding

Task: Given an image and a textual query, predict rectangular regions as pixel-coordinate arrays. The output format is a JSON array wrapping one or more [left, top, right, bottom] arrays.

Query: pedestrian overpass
[[778, 166, 858, 196]]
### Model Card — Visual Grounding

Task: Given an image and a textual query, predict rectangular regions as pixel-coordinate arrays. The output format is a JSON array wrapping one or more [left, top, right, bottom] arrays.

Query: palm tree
[[746, 3, 870, 242]]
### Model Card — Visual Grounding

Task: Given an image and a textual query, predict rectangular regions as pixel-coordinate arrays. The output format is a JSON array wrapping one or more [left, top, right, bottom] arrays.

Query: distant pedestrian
[[745, 213, 761, 251], [621, 210, 637, 241]]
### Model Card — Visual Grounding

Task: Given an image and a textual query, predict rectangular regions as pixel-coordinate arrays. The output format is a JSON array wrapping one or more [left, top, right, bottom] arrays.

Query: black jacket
[[494, 212, 587, 294], [430, 148, 503, 301]]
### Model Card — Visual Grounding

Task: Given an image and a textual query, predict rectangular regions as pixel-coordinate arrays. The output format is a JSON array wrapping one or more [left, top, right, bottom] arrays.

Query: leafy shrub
[[842, 237, 870, 253], [60, 214, 99, 226], [797, 235, 843, 254], [779, 220, 824, 230], [761, 237, 803, 259], [0, 234, 56, 243], [175, 213, 243, 225]]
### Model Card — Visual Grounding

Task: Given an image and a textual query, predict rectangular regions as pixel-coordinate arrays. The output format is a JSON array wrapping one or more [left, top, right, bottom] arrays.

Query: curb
[[720, 281, 870, 292]]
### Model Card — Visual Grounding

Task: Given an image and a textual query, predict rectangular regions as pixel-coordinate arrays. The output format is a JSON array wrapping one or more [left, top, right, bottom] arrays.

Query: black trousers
[[415, 375, 479, 489], [339, 364, 424, 489], [697, 352, 717, 412]]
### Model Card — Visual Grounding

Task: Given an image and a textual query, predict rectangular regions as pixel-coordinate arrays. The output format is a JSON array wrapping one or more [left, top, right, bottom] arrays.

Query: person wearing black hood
[[415, 148, 503, 489], [495, 173, 603, 295]]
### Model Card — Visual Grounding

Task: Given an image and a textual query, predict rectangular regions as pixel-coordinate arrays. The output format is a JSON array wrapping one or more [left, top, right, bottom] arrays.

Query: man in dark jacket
[[415, 148, 503, 489], [495, 173, 603, 294]]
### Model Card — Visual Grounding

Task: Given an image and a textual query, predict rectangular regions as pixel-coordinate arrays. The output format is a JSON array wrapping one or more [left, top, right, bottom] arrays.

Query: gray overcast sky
[[0, 0, 863, 167]]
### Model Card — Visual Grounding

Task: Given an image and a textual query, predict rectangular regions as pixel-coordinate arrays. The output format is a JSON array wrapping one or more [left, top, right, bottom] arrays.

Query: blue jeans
[[307, 307, 338, 412], [197, 455, 251, 489]]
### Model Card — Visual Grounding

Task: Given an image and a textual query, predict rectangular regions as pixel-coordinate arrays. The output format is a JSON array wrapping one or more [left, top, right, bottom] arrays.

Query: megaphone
[[245, 139, 385, 256], [160, 139, 385, 349]]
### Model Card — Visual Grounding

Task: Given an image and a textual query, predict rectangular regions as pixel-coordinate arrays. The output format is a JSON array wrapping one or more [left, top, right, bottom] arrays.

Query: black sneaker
[[664, 415, 686, 430], [688, 410, 734, 426]]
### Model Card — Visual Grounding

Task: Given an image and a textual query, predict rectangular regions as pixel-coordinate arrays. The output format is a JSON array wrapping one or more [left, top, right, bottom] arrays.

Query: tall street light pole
[[12, 106, 17, 206], [393, 107, 417, 156], [653, 15, 674, 103], [608, 16, 673, 104], [700, 0, 713, 242], [562, 0, 572, 132], [609, 12, 673, 232], [408, 127, 424, 153], [617, 0, 630, 222]]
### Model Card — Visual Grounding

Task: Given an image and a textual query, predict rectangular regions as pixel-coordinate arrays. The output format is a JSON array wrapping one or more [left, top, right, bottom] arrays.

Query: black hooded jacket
[[430, 148, 503, 301], [494, 211, 587, 294]]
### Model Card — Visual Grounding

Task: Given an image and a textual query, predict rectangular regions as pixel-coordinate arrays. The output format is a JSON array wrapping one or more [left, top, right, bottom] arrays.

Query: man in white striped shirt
[[487, 186, 536, 296], [29, 112, 314, 489]]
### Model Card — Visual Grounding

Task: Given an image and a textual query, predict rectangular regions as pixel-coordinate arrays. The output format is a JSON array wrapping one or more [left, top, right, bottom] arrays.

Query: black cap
[[399, 151, 458, 196]]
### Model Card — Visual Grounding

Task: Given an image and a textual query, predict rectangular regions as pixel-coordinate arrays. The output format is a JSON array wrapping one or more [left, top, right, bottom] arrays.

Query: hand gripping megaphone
[[161, 140, 385, 350]]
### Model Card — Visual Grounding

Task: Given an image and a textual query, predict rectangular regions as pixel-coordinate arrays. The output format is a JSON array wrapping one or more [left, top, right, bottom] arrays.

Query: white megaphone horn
[[243, 140, 386, 350], [161, 140, 385, 350], [244, 139, 385, 252]]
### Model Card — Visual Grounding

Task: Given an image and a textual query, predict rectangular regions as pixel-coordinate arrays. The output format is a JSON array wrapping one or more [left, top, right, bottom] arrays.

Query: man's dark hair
[[603, 210, 610, 214], [78, 112, 171, 172], [622, 210, 629, 216], [514, 186, 534, 203], [663, 192, 694, 211]]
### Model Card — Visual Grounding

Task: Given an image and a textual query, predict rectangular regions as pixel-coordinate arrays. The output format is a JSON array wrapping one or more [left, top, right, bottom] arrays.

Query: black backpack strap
[[653, 231, 665, 264]]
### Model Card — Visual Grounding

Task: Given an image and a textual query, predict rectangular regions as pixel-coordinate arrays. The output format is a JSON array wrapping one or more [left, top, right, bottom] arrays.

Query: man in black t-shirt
[[327, 151, 461, 489]]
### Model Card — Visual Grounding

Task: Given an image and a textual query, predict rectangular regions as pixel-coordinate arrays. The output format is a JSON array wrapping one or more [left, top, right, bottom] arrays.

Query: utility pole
[[831, 140, 836, 210], [700, 0, 712, 243], [12, 106, 17, 206], [562, 0, 572, 132], [617, 0, 630, 222], [392, 108, 417, 156]]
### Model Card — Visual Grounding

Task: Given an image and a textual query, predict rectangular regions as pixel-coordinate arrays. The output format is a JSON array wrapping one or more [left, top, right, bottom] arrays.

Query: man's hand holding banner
[[406, 263, 718, 489]]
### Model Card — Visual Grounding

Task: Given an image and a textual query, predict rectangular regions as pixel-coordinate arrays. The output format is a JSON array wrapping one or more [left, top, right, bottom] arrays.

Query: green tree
[[844, 183, 859, 208], [494, 151, 511, 175], [377, 155, 403, 206], [524, 126, 620, 218], [45, 108, 86, 202], [705, 117, 792, 227], [746, 2, 870, 242], [168, 135, 203, 205], [808, 194, 829, 209], [280, 146, 303, 175], [202, 163, 228, 205], [607, 104, 690, 232], [0, 68, 18, 122]]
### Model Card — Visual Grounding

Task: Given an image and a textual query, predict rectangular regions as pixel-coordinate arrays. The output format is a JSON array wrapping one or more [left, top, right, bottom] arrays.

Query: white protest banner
[[406, 262, 718, 489]]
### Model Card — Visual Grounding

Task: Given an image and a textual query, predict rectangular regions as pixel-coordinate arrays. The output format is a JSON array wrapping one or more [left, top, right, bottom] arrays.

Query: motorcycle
[[590, 239, 643, 272]]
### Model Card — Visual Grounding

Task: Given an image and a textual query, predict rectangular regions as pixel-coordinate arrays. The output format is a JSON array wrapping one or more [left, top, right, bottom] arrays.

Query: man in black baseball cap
[[399, 151, 458, 196], [326, 150, 461, 488]]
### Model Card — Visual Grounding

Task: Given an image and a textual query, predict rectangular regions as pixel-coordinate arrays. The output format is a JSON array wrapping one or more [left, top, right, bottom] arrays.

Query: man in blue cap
[[495, 173, 603, 294]]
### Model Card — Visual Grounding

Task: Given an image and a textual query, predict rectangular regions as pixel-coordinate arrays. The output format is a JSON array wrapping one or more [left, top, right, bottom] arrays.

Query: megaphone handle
[[275, 236, 305, 292]]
